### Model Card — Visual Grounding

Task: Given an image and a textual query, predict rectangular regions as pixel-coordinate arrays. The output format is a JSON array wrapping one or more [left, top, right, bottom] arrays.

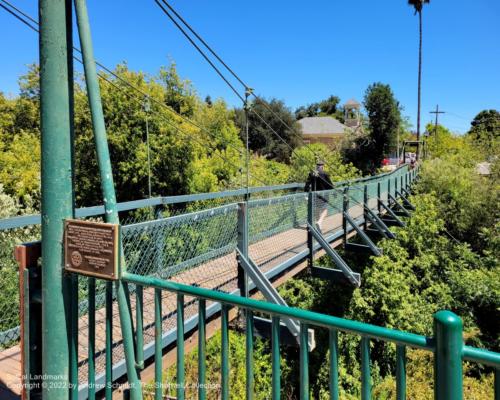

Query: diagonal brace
[[236, 249, 301, 342], [307, 223, 361, 287], [343, 212, 382, 256], [396, 190, 415, 210], [401, 187, 412, 197], [364, 206, 395, 239], [378, 199, 405, 227], [388, 193, 411, 217]]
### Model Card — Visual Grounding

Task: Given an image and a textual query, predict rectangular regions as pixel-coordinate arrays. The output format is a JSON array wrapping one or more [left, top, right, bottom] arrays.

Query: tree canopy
[[344, 83, 401, 173], [234, 97, 302, 163], [295, 95, 344, 122], [468, 109, 500, 157]]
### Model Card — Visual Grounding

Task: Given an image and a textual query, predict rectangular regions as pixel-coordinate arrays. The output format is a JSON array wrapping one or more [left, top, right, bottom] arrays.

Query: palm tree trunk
[[416, 10, 422, 160]]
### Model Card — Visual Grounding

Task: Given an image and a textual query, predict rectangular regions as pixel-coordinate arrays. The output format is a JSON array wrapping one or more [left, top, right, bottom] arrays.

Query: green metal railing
[[16, 165, 420, 399], [123, 272, 500, 400]]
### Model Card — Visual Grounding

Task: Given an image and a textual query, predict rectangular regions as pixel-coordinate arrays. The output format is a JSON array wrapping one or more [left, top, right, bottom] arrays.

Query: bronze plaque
[[64, 219, 119, 280]]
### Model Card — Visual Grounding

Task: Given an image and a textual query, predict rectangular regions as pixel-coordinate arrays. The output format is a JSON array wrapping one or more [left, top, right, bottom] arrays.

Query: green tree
[[424, 122, 474, 159], [468, 109, 500, 157], [234, 97, 302, 163], [408, 0, 430, 159], [344, 83, 401, 173], [295, 95, 344, 122]]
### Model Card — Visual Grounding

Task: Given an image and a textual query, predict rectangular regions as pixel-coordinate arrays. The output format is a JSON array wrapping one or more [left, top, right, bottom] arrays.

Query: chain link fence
[[0, 168, 413, 390]]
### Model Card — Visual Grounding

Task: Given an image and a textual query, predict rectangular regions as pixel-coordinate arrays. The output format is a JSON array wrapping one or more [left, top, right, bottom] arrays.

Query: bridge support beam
[[39, 0, 75, 398], [343, 212, 382, 256], [388, 193, 411, 217], [308, 223, 361, 287], [396, 190, 416, 210], [74, 0, 143, 397], [310, 266, 361, 285]]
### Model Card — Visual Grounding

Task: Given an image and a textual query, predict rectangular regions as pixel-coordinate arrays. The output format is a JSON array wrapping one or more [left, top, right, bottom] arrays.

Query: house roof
[[298, 116, 347, 136]]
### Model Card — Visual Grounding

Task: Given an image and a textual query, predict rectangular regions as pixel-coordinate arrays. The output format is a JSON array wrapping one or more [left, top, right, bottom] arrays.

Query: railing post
[[342, 187, 349, 246], [433, 311, 463, 400], [387, 179, 391, 207], [237, 202, 249, 297], [363, 184, 368, 230], [377, 181, 381, 214], [307, 192, 314, 268], [39, 0, 75, 397]]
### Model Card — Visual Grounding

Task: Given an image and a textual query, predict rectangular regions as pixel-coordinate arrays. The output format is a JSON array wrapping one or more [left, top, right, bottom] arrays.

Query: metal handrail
[[123, 270, 500, 400], [0, 165, 411, 231]]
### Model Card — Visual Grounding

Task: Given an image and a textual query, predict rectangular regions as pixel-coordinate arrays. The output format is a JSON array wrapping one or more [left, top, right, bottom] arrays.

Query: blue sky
[[1, 0, 499, 133]]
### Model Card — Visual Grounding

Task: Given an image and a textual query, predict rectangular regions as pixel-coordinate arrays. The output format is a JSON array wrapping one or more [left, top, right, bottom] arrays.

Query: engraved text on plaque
[[64, 219, 119, 280]]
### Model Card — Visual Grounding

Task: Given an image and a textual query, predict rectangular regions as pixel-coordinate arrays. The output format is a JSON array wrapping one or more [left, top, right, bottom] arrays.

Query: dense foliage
[[294, 95, 344, 122], [344, 83, 402, 174], [0, 61, 498, 398], [467, 109, 500, 157], [233, 97, 302, 163]]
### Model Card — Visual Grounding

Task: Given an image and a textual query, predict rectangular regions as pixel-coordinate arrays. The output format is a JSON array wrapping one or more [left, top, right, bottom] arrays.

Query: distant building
[[298, 116, 348, 146], [476, 162, 491, 176], [344, 98, 362, 130]]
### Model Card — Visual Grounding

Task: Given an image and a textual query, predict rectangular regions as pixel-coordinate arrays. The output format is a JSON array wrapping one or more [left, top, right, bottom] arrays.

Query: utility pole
[[430, 104, 445, 147]]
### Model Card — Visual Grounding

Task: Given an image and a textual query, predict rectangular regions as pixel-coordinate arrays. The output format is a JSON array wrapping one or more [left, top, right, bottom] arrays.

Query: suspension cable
[[0, 0, 273, 188], [153, 0, 346, 170], [153, 0, 245, 103]]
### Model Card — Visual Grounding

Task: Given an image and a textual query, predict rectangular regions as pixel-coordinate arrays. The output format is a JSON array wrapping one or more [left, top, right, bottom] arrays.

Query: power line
[[152, 0, 345, 190], [0, 0, 37, 30], [0, 0, 273, 189], [2, 0, 339, 191], [0, 0, 253, 166], [157, 0, 249, 90], [153, 0, 344, 174], [153, 0, 245, 103], [429, 104, 445, 143]]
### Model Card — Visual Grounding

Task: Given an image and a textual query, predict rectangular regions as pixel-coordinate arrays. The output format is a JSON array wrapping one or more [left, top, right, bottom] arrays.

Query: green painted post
[[74, 0, 142, 397], [387, 179, 391, 206], [39, 0, 74, 398], [396, 345, 406, 400], [221, 305, 230, 400], [246, 309, 255, 400], [342, 187, 349, 246], [154, 289, 162, 400], [136, 285, 144, 370], [307, 192, 314, 268], [237, 202, 249, 297], [105, 282, 113, 399], [363, 185, 368, 230], [272, 316, 281, 400], [70, 274, 79, 400], [361, 337, 371, 400], [177, 294, 185, 400], [198, 300, 207, 400], [88, 278, 96, 400], [433, 311, 463, 400], [300, 323, 309, 400], [329, 329, 339, 400], [377, 182, 381, 214]]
